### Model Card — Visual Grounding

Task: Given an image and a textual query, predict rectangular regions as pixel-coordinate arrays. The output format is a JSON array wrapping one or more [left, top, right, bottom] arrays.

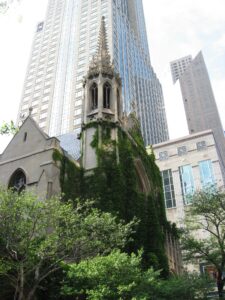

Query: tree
[[181, 188, 225, 297], [0, 0, 21, 13], [0, 120, 18, 135], [61, 250, 212, 300], [0, 188, 134, 300], [155, 273, 212, 300], [61, 250, 159, 299]]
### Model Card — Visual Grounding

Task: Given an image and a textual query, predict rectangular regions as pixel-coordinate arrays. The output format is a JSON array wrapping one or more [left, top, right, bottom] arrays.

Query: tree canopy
[[62, 250, 211, 300], [0, 120, 18, 135], [182, 188, 225, 296], [0, 188, 134, 300]]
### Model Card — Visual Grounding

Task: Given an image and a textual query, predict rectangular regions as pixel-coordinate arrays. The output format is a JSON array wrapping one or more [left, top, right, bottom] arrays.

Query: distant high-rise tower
[[170, 51, 225, 174], [17, 0, 169, 145], [170, 55, 192, 84]]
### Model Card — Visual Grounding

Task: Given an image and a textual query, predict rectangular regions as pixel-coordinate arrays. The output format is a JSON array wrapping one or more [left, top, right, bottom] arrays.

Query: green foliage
[[182, 188, 225, 270], [62, 252, 212, 300], [52, 149, 83, 201], [61, 250, 159, 299], [0, 0, 21, 13], [0, 120, 18, 135], [0, 1, 7, 13], [52, 118, 171, 276], [0, 188, 134, 300], [155, 273, 213, 300], [81, 121, 169, 275], [182, 188, 225, 295]]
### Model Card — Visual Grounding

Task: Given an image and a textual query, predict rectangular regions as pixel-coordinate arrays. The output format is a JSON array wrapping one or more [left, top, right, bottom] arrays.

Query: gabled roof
[[0, 115, 58, 161]]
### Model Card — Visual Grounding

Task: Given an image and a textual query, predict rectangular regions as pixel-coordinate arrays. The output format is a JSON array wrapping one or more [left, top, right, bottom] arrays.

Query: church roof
[[57, 131, 81, 161]]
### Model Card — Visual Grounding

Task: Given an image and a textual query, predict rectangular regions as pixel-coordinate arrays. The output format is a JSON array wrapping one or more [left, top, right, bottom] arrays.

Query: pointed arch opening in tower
[[90, 82, 98, 110], [8, 169, 26, 193], [103, 82, 111, 109]]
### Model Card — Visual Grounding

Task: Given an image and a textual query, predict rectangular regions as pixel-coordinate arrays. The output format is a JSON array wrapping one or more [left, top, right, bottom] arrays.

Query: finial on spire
[[88, 16, 114, 76], [95, 16, 111, 64], [29, 107, 33, 116]]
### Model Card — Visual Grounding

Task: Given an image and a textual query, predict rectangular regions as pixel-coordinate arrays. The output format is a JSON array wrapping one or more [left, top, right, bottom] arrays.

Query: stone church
[[0, 17, 151, 199], [0, 17, 182, 275], [0, 115, 62, 197]]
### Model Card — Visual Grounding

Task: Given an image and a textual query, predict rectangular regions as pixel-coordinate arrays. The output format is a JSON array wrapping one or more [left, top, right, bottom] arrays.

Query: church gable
[[0, 117, 50, 162]]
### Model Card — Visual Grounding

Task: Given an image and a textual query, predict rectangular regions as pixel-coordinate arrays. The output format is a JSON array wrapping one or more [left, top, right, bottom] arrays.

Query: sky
[[0, 0, 225, 152]]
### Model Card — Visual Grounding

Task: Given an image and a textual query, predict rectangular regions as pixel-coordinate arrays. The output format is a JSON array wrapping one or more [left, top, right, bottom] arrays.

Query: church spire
[[88, 16, 114, 77], [95, 16, 111, 66]]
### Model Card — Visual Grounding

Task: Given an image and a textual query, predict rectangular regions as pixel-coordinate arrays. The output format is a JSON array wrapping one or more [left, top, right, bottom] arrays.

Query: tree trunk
[[26, 283, 39, 300], [18, 265, 24, 300], [217, 270, 224, 298], [14, 280, 19, 300]]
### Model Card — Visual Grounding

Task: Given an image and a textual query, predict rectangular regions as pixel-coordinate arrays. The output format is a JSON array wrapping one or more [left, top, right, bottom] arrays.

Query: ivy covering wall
[[53, 118, 171, 276]]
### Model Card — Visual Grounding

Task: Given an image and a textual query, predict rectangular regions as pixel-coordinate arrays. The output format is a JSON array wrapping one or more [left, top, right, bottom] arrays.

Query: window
[[179, 165, 195, 204], [90, 83, 98, 110], [159, 151, 168, 161], [22, 104, 29, 110], [75, 100, 82, 107], [8, 169, 26, 193], [36, 22, 44, 32], [199, 160, 215, 188], [178, 146, 187, 156], [34, 91, 40, 98], [161, 169, 176, 208], [103, 82, 111, 109], [197, 141, 207, 151], [25, 88, 32, 95], [40, 112, 47, 119], [39, 121, 46, 128], [44, 87, 50, 94], [74, 118, 81, 125], [75, 108, 82, 116], [41, 104, 48, 111], [42, 95, 50, 102], [23, 132, 27, 142]]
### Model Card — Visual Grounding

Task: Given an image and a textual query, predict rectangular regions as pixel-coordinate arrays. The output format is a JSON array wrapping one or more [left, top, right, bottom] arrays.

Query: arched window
[[8, 169, 26, 193], [91, 83, 98, 110], [103, 82, 111, 109]]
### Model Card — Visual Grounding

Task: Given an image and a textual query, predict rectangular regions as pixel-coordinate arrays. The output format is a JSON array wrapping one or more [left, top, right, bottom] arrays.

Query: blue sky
[[0, 0, 225, 152]]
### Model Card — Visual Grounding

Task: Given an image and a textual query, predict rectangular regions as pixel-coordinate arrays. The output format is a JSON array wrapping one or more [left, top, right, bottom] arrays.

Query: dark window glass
[[159, 151, 168, 161], [196, 141, 207, 151], [91, 83, 98, 110], [37, 22, 44, 32], [199, 160, 215, 187], [177, 146, 187, 156], [103, 82, 111, 109], [179, 165, 195, 204], [161, 169, 176, 208], [8, 169, 26, 193]]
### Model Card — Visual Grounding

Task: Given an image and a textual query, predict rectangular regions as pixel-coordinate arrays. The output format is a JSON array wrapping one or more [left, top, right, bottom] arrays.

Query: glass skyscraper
[[17, 0, 169, 145]]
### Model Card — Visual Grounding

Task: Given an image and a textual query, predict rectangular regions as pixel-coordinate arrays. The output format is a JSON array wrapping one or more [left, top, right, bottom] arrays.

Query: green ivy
[[52, 149, 83, 201], [53, 119, 177, 277], [80, 121, 170, 276]]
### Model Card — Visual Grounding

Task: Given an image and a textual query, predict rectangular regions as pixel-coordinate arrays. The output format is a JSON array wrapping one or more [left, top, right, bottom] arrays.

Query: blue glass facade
[[111, 0, 169, 145], [199, 160, 215, 188], [179, 165, 195, 204]]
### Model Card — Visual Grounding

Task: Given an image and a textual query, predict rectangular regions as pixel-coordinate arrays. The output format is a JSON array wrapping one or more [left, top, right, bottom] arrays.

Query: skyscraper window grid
[[17, 0, 169, 146]]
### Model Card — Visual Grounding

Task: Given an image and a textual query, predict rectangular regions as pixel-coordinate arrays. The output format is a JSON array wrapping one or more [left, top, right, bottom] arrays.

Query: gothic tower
[[81, 17, 122, 170]]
